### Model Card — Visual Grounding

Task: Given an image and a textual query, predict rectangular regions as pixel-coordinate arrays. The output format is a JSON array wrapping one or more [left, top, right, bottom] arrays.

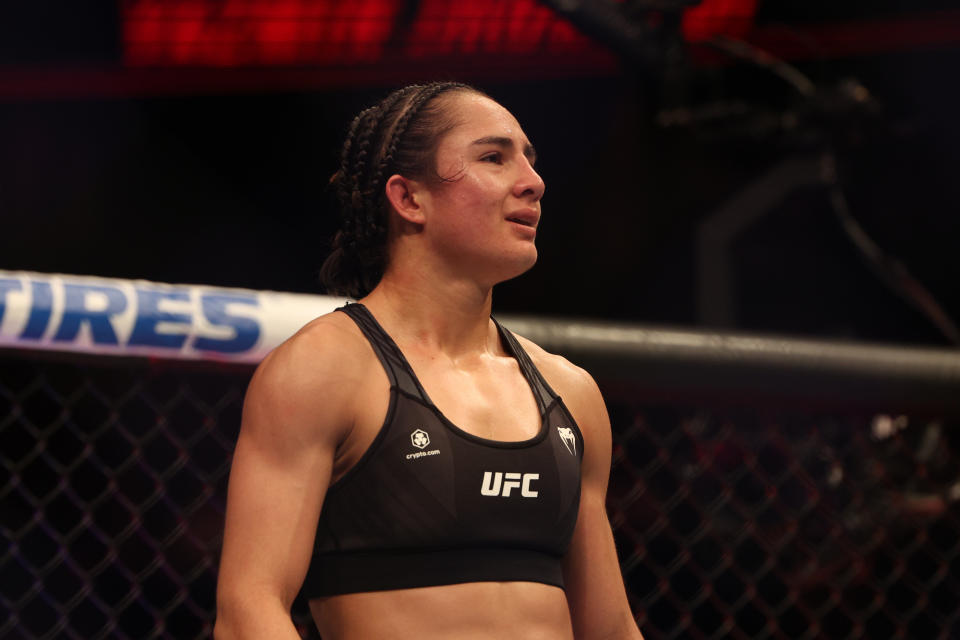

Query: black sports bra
[[301, 303, 584, 597]]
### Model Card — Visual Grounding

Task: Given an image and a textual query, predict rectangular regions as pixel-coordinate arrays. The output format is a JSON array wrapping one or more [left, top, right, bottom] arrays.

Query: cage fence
[[604, 396, 960, 639], [2, 331, 959, 639]]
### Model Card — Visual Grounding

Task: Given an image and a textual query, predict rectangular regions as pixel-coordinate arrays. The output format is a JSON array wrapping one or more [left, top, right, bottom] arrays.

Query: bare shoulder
[[242, 310, 375, 446], [253, 310, 371, 396], [511, 333, 605, 420]]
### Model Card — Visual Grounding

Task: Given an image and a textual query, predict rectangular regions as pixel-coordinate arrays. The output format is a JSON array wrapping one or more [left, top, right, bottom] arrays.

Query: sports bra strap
[[337, 303, 428, 400], [339, 303, 558, 413], [492, 318, 557, 414]]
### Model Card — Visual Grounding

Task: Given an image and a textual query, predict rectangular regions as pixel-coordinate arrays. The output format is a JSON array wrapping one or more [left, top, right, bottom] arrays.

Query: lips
[[506, 210, 539, 228]]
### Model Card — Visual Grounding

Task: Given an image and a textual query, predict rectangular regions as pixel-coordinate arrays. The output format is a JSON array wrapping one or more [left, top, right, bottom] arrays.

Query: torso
[[310, 582, 574, 640], [307, 304, 582, 638]]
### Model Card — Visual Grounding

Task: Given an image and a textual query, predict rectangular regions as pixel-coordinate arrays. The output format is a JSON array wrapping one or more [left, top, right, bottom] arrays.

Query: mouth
[[506, 211, 539, 228]]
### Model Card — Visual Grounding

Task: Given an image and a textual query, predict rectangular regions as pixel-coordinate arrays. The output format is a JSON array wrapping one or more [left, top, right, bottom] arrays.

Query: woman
[[214, 82, 644, 639]]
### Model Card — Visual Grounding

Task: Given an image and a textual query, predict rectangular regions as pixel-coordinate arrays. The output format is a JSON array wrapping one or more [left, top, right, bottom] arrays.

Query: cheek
[[429, 171, 507, 239], [448, 172, 502, 209]]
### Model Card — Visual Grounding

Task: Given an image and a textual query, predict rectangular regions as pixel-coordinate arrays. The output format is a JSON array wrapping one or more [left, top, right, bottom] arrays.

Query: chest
[[407, 354, 542, 442]]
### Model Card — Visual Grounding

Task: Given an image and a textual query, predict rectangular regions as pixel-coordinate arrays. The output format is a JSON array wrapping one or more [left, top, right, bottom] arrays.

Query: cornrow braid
[[321, 81, 484, 298], [334, 86, 420, 284], [366, 83, 469, 216], [343, 105, 382, 252]]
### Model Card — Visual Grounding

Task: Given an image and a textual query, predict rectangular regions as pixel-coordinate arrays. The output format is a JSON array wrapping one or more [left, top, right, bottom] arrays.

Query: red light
[[124, 0, 403, 66], [682, 0, 757, 43], [123, 0, 609, 67]]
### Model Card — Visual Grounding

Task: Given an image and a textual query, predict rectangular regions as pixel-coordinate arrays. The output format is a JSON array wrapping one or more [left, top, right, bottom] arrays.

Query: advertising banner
[[0, 271, 349, 363]]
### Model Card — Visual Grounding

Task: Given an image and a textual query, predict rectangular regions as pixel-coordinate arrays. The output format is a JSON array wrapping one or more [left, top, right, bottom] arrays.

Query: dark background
[[2, 0, 959, 347]]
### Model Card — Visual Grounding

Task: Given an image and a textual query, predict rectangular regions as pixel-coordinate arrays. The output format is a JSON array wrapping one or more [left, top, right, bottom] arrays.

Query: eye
[[480, 152, 503, 164]]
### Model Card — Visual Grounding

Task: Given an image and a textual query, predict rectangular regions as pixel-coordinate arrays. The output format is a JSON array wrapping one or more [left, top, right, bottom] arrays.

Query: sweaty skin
[[214, 93, 644, 640], [303, 312, 586, 640], [311, 562, 574, 640]]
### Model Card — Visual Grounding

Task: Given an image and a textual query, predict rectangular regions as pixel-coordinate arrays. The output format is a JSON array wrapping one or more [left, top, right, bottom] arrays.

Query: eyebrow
[[470, 136, 537, 164]]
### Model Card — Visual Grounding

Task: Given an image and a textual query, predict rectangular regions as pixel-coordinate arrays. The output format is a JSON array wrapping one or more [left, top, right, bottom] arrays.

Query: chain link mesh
[[2, 350, 958, 639], [606, 399, 960, 640]]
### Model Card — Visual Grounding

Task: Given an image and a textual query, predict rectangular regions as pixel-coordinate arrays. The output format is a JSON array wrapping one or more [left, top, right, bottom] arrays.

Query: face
[[417, 93, 546, 285]]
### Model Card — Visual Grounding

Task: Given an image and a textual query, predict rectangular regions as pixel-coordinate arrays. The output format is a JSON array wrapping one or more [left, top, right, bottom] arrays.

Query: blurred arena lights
[[121, 0, 960, 71], [682, 0, 756, 42], [122, 0, 613, 66], [122, 0, 765, 67], [1, 1, 959, 99]]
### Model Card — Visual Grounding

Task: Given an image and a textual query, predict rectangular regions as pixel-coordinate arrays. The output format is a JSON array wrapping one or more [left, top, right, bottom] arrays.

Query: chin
[[494, 247, 538, 284]]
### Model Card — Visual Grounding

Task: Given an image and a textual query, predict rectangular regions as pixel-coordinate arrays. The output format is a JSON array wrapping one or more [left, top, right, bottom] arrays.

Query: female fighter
[[214, 82, 644, 640]]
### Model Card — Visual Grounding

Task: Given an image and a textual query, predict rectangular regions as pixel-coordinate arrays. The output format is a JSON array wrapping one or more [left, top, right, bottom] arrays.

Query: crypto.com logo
[[410, 429, 430, 449]]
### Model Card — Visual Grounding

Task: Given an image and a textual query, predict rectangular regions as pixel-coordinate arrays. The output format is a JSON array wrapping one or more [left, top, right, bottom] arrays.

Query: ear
[[384, 174, 426, 225]]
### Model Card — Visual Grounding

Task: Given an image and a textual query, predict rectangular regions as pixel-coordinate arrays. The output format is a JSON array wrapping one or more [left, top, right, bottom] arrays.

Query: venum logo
[[557, 426, 576, 455], [481, 471, 539, 498], [410, 429, 430, 449]]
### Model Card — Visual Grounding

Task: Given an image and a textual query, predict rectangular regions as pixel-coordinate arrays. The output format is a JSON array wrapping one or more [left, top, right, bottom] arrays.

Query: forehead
[[440, 93, 529, 146]]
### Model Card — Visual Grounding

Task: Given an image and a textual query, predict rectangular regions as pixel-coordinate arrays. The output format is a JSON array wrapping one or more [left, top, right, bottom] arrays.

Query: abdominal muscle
[[309, 580, 574, 640]]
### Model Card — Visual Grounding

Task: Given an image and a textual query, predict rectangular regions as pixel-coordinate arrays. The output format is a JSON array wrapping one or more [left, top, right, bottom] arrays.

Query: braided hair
[[321, 81, 483, 298]]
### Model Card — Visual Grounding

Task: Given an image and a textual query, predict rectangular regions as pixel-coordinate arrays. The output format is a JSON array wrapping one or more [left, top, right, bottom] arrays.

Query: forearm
[[214, 593, 303, 640], [575, 613, 644, 640], [570, 601, 643, 640]]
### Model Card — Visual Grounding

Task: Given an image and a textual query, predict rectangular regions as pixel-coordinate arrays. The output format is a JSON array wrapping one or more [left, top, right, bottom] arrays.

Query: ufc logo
[[480, 471, 539, 498]]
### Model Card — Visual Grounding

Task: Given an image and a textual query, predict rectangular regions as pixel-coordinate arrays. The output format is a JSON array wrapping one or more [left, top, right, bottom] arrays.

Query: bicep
[[562, 369, 644, 639], [218, 421, 333, 604], [563, 491, 635, 632], [217, 349, 349, 608]]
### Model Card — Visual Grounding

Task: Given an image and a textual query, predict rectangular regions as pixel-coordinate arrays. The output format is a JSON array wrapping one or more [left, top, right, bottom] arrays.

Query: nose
[[514, 157, 545, 202]]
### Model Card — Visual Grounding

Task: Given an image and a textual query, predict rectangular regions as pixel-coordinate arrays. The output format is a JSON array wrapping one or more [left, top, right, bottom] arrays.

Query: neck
[[361, 262, 498, 359]]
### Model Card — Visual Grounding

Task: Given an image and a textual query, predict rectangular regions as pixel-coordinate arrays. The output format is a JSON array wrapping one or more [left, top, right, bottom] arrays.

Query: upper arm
[[525, 344, 643, 640], [216, 319, 362, 614]]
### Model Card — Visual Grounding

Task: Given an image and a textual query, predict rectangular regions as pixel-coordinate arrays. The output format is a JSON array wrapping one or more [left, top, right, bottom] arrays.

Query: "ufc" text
[[480, 471, 539, 498]]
